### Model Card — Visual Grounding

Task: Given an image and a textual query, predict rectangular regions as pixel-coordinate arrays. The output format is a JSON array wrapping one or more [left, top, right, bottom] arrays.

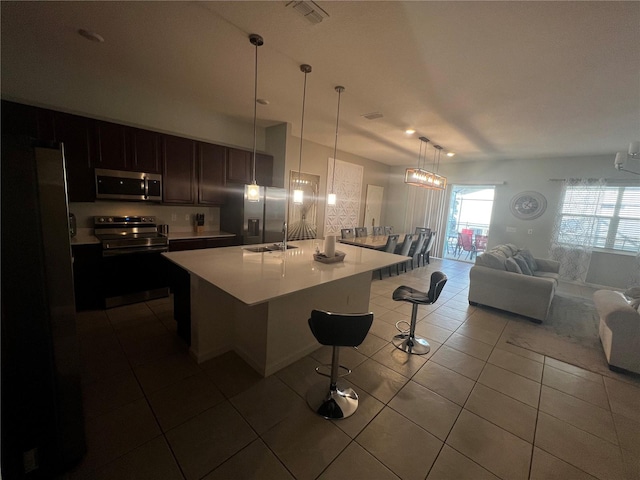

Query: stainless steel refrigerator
[[220, 185, 287, 245], [1, 136, 86, 477]]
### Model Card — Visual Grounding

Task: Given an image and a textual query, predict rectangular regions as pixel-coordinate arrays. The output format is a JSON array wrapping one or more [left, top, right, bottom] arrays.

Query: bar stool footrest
[[314, 364, 351, 378]]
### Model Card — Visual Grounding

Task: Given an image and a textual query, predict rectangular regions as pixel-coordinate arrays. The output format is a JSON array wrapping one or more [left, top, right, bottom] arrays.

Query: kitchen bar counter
[[163, 239, 406, 375], [166, 230, 235, 241]]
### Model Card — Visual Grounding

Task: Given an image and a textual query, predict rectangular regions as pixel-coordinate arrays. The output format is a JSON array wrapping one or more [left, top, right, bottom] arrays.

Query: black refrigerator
[[1, 136, 86, 478]]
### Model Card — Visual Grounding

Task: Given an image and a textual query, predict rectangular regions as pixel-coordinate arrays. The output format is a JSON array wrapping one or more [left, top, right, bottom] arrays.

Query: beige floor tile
[[426, 445, 500, 480], [356, 333, 389, 357], [542, 364, 610, 409], [76, 309, 113, 338], [488, 347, 543, 382], [357, 407, 442, 480], [118, 326, 188, 367], [446, 409, 531, 480], [134, 351, 200, 394], [230, 375, 306, 435], [463, 313, 508, 335], [369, 303, 391, 319], [261, 402, 350, 480], [148, 372, 225, 432], [369, 317, 401, 341], [530, 447, 598, 480], [495, 338, 545, 363], [80, 333, 132, 384], [465, 383, 537, 443], [431, 305, 470, 322], [372, 342, 432, 378], [166, 401, 257, 480], [88, 436, 183, 480], [545, 357, 604, 384], [370, 295, 400, 310], [455, 322, 501, 346], [203, 439, 294, 480], [412, 361, 475, 406], [82, 369, 144, 420], [478, 363, 541, 408], [348, 358, 409, 403], [200, 350, 263, 399], [604, 376, 640, 423], [444, 332, 494, 361], [415, 321, 455, 344], [613, 413, 640, 455], [422, 312, 464, 332], [621, 448, 640, 480], [535, 412, 626, 480], [318, 441, 400, 480], [389, 380, 461, 440], [71, 398, 161, 478], [378, 309, 413, 329], [430, 345, 486, 380], [539, 386, 617, 445], [333, 389, 385, 439]]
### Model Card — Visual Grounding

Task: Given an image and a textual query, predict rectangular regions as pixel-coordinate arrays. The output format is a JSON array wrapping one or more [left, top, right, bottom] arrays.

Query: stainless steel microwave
[[95, 168, 162, 202]]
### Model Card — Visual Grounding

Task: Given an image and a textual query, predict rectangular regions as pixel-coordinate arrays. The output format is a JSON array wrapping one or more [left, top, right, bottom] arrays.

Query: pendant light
[[246, 33, 263, 203], [404, 136, 429, 187], [327, 86, 345, 206], [404, 136, 447, 190], [293, 64, 312, 205]]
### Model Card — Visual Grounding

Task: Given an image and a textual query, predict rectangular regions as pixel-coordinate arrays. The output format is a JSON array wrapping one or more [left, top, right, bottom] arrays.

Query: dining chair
[[408, 232, 428, 268], [355, 227, 368, 238], [418, 231, 436, 266], [414, 227, 431, 236], [395, 233, 414, 274], [383, 226, 393, 235], [372, 226, 383, 236], [474, 234, 488, 255], [375, 234, 399, 279], [341, 228, 355, 239]]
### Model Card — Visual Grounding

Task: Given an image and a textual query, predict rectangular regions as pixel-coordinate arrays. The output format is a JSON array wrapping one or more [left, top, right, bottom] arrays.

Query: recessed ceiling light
[[78, 29, 104, 43], [446, 152, 455, 157], [405, 129, 416, 135], [256, 98, 269, 105]]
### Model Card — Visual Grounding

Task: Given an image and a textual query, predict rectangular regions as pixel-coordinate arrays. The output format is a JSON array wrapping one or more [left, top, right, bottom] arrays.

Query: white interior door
[[364, 185, 384, 228]]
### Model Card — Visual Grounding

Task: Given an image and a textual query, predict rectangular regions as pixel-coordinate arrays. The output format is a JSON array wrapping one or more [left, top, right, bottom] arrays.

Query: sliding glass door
[[444, 185, 495, 262]]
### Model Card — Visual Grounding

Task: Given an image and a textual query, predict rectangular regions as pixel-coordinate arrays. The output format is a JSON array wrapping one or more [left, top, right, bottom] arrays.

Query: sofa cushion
[[518, 249, 538, 272], [505, 257, 523, 274], [476, 252, 507, 270], [512, 254, 533, 275], [533, 271, 559, 283]]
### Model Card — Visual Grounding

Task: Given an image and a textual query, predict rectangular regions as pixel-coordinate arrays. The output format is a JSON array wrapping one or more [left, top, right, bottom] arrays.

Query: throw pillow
[[624, 286, 640, 299], [505, 258, 523, 274], [513, 254, 533, 275], [505, 244, 519, 256], [476, 252, 507, 270], [518, 249, 538, 272], [631, 297, 640, 311]]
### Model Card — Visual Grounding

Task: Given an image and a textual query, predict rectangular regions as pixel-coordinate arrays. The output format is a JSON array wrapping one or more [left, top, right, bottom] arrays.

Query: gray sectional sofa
[[468, 244, 560, 323]]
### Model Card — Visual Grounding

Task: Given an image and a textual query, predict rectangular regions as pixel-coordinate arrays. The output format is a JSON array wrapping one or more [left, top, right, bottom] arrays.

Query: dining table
[[338, 234, 409, 251]]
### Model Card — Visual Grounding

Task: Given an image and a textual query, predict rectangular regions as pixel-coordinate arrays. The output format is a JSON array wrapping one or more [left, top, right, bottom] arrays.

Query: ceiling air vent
[[285, 1, 329, 25], [361, 112, 384, 120]]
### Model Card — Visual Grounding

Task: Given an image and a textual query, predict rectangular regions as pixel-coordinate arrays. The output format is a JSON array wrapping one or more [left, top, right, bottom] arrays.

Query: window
[[556, 184, 640, 253]]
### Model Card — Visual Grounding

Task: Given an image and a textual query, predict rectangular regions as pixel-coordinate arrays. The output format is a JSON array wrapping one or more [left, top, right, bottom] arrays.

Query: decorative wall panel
[[287, 171, 319, 240], [325, 158, 363, 235]]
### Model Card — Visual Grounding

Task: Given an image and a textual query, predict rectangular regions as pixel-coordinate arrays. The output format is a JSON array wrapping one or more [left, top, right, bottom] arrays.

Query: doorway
[[444, 185, 495, 262]]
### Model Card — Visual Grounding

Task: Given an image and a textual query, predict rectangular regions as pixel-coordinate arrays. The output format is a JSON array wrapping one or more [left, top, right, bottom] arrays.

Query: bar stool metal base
[[392, 333, 431, 355], [306, 381, 358, 419]]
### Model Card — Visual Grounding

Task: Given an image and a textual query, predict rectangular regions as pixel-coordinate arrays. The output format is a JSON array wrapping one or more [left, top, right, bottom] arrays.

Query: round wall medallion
[[510, 191, 547, 220]]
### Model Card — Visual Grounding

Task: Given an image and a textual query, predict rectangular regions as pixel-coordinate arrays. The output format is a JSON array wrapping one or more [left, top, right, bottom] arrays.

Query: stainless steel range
[[94, 216, 169, 308]]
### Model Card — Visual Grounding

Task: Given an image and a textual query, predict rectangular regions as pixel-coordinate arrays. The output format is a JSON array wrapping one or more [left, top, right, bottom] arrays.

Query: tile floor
[[67, 258, 640, 480]]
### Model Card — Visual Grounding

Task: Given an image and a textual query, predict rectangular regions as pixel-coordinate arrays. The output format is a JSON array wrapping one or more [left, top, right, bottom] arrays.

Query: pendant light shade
[[328, 86, 345, 206], [294, 64, 312, 205], [247, 33, 263, 203], [404, 136, 447, 190]]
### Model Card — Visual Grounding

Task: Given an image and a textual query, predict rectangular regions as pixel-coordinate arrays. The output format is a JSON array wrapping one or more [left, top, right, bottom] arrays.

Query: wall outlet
[[528, 229, 533, 235], [171, 213, 177, 221], [506, 226, 517, 233]]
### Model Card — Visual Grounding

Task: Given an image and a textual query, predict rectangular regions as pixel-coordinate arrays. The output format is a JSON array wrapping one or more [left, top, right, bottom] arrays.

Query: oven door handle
[[102, 245, 168, 257]]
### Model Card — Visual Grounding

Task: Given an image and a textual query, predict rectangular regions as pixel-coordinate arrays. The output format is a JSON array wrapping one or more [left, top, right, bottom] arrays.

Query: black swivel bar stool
[[391, 271, 448, 355], [306, 309, 374, 419]]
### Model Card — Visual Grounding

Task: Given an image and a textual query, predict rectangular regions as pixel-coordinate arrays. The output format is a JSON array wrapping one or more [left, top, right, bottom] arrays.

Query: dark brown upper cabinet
[[128, 128, 161, 174], [94, 120, 127, 170], [198, 142, 226, 205], [162, 135, 196, 204], [226, 147, 251, 184], [255, 152, 274, 187], [53, 112, 95, 202]]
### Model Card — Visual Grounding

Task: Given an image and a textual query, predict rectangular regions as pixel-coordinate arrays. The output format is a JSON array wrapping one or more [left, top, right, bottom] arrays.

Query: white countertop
[[162, 239, 406, 306], [167, 231, 235, 241]]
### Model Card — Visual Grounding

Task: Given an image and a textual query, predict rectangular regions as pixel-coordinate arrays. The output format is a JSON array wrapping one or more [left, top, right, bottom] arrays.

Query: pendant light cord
[[298, 66, 311, 186], [252, 41, 258, 184], [331, 86, 344, 194]]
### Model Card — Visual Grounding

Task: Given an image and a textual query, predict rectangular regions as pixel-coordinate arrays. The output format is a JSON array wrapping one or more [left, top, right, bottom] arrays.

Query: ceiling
[[1, 1, 639, 166]]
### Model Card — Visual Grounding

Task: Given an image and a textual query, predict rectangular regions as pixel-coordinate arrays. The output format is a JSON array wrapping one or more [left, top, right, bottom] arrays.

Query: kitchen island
[[162, 239, 406, 376]]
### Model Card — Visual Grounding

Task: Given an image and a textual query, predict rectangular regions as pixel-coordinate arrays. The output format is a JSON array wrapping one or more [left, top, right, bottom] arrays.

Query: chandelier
[[404, 137, 447, 190]]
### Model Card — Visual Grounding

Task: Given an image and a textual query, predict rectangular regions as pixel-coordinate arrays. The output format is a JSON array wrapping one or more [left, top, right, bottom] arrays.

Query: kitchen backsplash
[[69, 202, 221, 232]]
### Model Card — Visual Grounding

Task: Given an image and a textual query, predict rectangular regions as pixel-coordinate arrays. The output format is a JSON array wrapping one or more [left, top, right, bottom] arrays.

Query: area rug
[[500, 293, 614, 377]]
